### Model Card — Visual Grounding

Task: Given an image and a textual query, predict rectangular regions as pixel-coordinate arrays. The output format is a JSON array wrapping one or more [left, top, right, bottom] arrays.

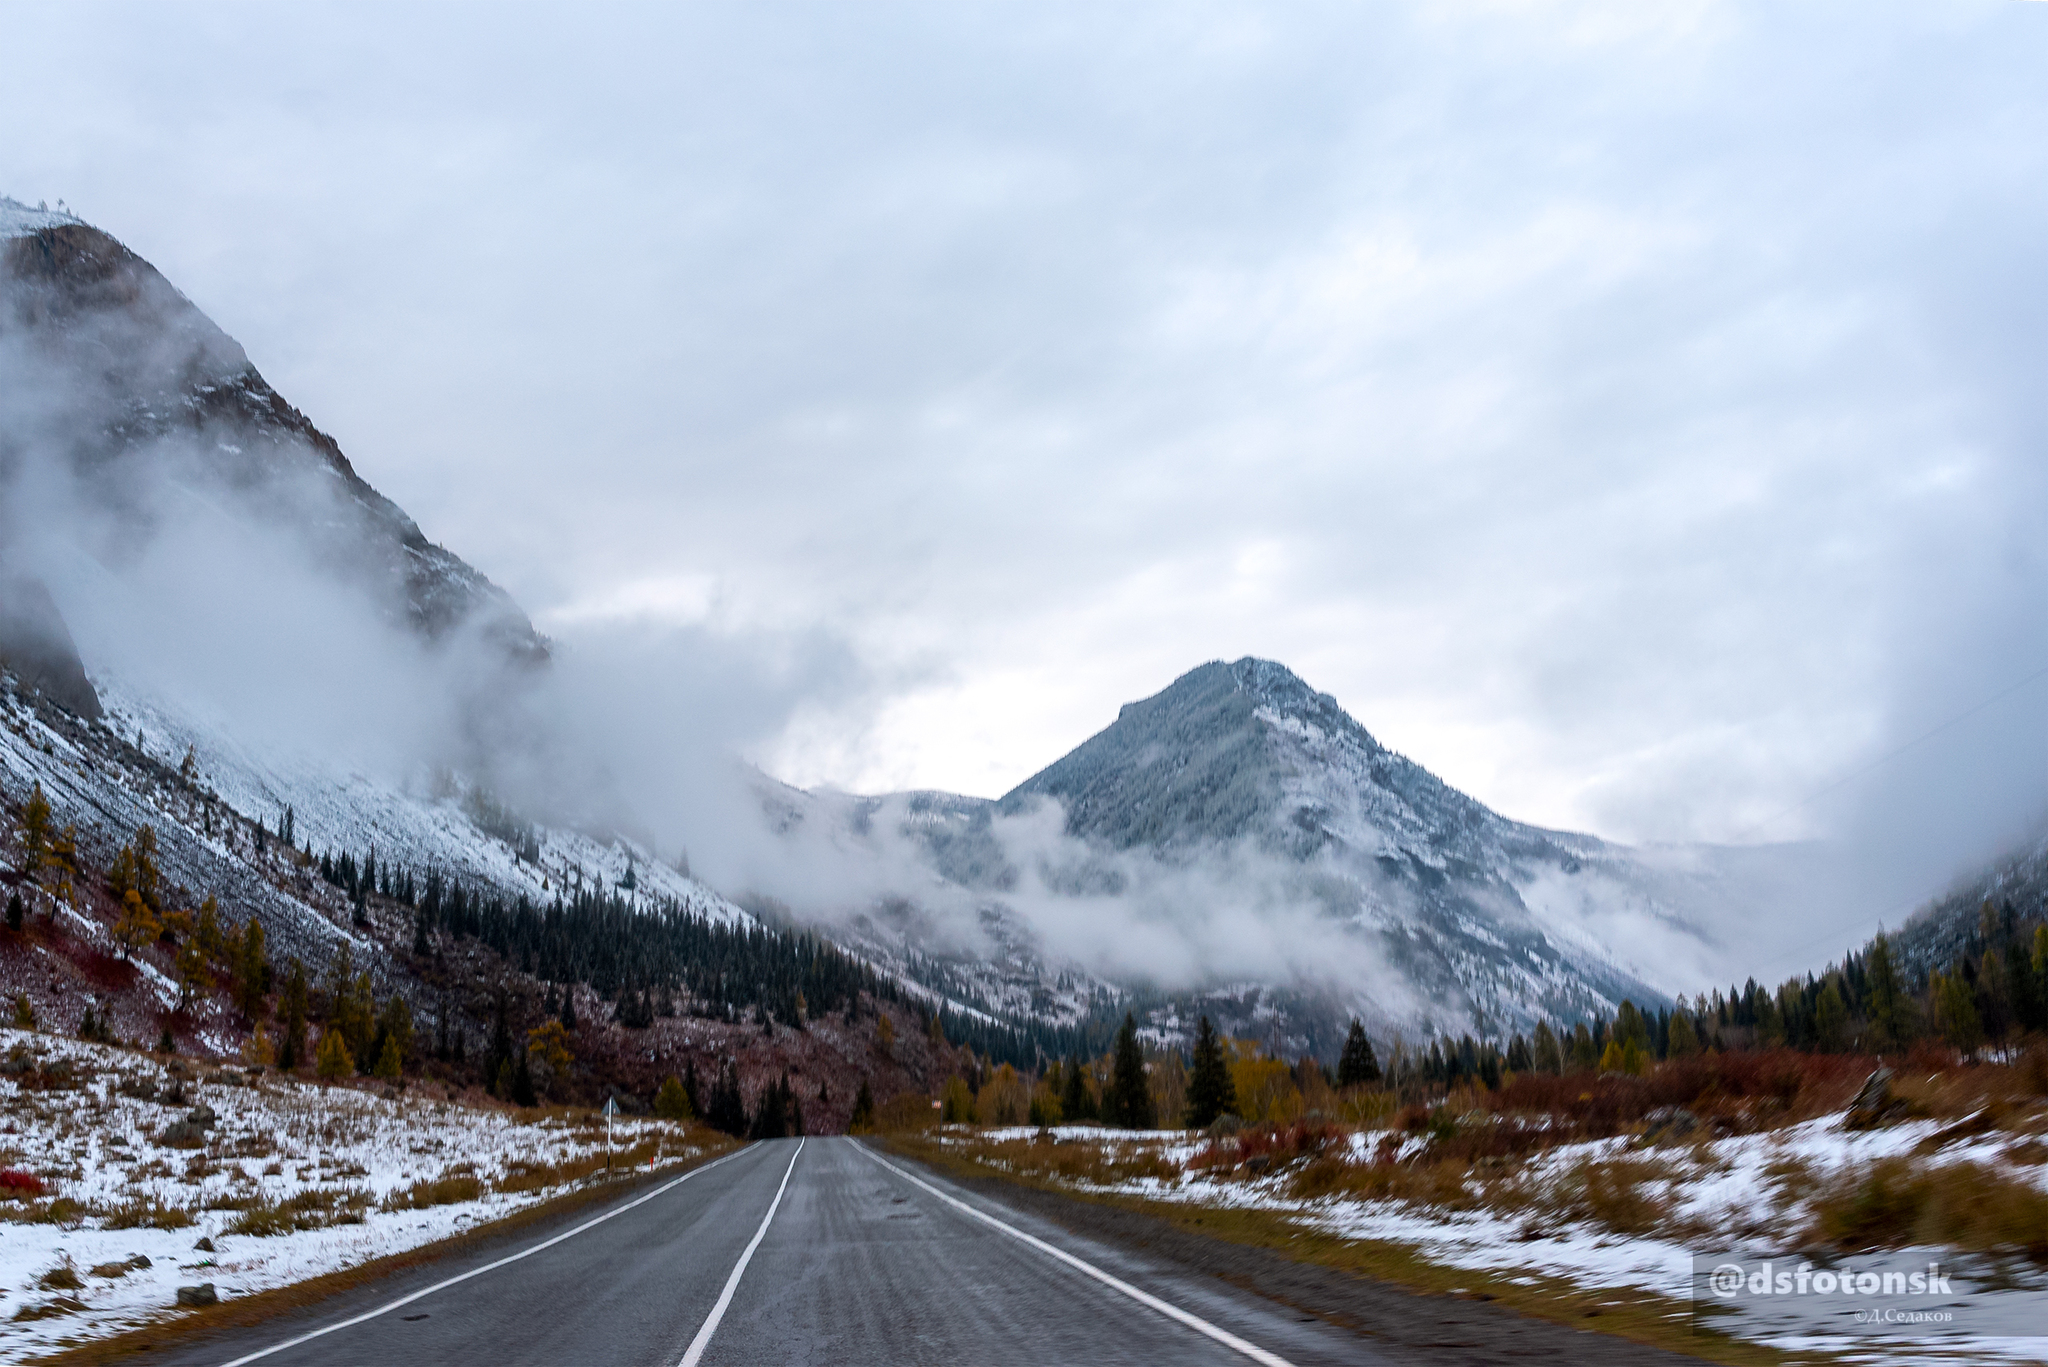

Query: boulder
[[156, 1119, 207, 1148], [1843, 1067, 1908, 1131], [1641, 1106, 1699, 1144], [176, 1283, 218, 1308]]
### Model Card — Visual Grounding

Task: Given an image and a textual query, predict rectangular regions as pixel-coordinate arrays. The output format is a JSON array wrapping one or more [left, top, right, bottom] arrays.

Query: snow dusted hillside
[[0, 663, 746, 979]]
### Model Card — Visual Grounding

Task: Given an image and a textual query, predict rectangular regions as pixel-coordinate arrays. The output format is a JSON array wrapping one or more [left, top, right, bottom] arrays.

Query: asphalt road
[[146, 1137, 1378, 1367]]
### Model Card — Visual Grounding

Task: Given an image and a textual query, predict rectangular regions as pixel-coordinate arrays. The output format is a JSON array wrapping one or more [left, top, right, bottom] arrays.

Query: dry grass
[[1807, 1157, 2048, 1257], [98, 1197, 195, 1230], [381, 1171, 484, 1211], [223, 1187, 371, 1237], [941, 1134, 1183, 1188]]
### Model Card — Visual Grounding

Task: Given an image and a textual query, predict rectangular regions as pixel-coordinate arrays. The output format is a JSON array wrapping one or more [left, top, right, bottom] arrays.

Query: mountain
[[1884, 819, 2048, 983], [774, 659, 1814, 1050], [0, 195, 1789, 1071], [0, 195, 712, 974], [0, 197, 543, 664]]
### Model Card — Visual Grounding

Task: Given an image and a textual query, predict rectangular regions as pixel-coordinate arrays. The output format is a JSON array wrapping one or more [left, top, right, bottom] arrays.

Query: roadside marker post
[[603, 1095, 618, 1177]]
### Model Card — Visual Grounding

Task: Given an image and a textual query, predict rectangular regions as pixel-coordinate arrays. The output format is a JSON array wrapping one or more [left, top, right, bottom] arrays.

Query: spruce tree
[[1336, 1019, 1381, 1088], [1107, 1013, 1154, 1129], [236, 919, 268, 1019], [684, 1060, 702, 1118], [511, 1046, 538, 1106], [1666, 1009, 1700, 1057], [279, 961, 309, 1071], [1184, 1015, 1235, 1127], [5, 891, 21, 933], [851, 1077, 875, 1130], [1814, 982, 1849, 1053], [1061, 1052, 1097, 1122]]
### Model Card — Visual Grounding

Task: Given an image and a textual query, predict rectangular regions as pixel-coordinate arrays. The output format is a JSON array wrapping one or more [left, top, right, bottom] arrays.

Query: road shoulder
[[879, 1135, 1834, 1367]]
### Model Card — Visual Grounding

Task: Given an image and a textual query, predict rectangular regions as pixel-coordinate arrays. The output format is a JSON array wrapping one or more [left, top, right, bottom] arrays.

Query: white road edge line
[[213, 1146, 754, 1367], [857, 1142, 1299, 1367], [675, 1137, 805, 1367]]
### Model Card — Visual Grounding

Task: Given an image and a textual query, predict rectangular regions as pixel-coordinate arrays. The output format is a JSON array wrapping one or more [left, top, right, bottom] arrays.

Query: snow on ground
[[934, 1120, 2048, 1365], [0, 1029, 715, 1358]]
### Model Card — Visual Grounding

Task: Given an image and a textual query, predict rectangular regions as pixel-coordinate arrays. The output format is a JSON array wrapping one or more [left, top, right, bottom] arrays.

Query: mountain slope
[[0, 197, 543, 663]]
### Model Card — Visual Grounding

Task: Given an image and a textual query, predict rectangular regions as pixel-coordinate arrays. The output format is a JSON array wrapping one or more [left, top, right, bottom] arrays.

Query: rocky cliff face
[[0, 574, 100, 720], [0, 199, 544, 665]]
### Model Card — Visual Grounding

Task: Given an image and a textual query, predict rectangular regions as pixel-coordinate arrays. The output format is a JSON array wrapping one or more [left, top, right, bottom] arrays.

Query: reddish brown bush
[[1, 1168, 48, 1197]]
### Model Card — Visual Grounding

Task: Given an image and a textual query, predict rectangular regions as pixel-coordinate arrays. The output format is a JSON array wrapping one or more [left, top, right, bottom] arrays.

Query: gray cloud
[[4, 0, 2046, 972]]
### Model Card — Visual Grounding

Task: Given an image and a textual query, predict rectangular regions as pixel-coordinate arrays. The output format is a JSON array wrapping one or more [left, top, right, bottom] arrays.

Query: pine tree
[[1182, 1018, 1235, 1127], [656, 1074, 694, 1120], [1532, 1020, 1562, 1073], [1336, 1020, 1381, 1088], [316, 1028, 354, 1080], [279, 961, 309, 1071], [1105, 1015, 1152, 1128], [707, 1063, 748, 1136], [684, 1060, 702, 1119], [511, 1047, 538, 1106], [1061, 1052, 1098, 1122], [236, 919, 268, 1019], [21, 782, 51, 880], [1666, 1008, 1700, 1057], [1934, 968, 1984, 1057], [373, 1033, 403, 1080], [1814, 981, 1849, 1053], [1506, 1033, 1532, 1074], [487, 992, 513, 1092], [6, 890, 21, 933], [851, 1077, 875, 1130], [113, 888, 159, 960]]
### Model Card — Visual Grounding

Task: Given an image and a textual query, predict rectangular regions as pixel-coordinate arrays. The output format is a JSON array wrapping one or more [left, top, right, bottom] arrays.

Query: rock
[[0, 573, 104, 720], [1204, 1114, 1243, 1138], [176, 1283, 218, 1308], [89, 1261, 132, 1279], [192, 1237, 215, 1253], [126, 1254, 153, 1271], [157, 1119, 207, 1148], [1843, 1067, 1908, 1131], [1641, 1106, 1699, 1143], [185, 1103, 217, 1127]]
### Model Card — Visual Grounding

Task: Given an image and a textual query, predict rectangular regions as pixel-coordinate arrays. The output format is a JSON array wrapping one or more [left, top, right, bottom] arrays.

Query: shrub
[[1809, 1158, 2048, 1256], [383, 1173, 484, 1211], [0, 1168, 47, 1198], [227, 1187, 370, 1236], [101, 1198, 195, 1230]]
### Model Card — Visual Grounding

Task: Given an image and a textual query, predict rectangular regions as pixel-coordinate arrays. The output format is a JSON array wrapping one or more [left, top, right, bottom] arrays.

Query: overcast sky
[[5, 2, 2045, 914]]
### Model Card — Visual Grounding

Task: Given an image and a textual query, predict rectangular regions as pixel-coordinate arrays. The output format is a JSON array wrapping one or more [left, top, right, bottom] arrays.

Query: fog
[[5, 0, 2048, 1005]]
